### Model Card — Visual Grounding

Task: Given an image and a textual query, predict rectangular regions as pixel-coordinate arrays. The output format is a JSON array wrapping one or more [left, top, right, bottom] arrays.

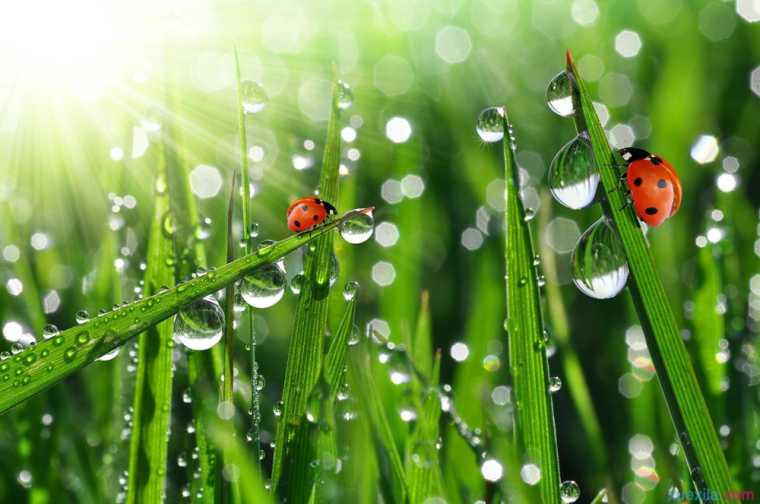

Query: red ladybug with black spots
[[620, 147, 682, 227], [287, 196, 337, 232]]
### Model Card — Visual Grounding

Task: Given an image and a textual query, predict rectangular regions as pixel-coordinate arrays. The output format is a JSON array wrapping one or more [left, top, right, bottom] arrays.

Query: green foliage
[[566, 51, 734, 497], [501, 109, 561, 503]]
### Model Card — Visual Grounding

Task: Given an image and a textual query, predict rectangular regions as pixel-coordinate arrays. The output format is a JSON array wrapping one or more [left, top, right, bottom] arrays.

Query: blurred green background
[[0, 0, 759, 502]]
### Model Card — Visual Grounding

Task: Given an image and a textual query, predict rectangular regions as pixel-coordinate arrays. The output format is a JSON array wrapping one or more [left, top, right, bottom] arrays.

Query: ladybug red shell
[[620, 148, 682, 227], [287, 196, 337, 232]]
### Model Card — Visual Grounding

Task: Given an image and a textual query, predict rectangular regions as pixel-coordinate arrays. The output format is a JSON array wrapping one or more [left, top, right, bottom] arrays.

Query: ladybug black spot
[[657, 179, 667, 188], [294, 220, 301, 228], [645, 207, 658, 215], [313, 214, 319, 220], [651, 156, 663, 165], [634, 177, 643, 186], [301, 204, 309, 211]]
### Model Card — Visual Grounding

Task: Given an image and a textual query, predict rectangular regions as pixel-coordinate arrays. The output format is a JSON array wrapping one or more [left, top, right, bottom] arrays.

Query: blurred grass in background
[[0, 0, 759, 502]]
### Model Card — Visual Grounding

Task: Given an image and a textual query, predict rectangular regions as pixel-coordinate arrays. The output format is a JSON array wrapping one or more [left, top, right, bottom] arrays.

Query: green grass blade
[[126, 156, 176, 504], [692, 243, 725, 400], [270, 73, 344, 499], [566, 50, 734, 497], [0, 209, 370, 415], [233, 49, 261, 467], [501, 108, 561, 502], [348, 349, 408, 502], [324, 292, 358, 399]]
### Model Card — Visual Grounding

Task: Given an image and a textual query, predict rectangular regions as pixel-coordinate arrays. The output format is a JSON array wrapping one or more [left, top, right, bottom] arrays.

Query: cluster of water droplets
[[545, 71, 630, 299]]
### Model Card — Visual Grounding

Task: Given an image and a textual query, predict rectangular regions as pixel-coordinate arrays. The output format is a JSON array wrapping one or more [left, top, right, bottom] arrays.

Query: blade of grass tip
[[233, 47, 261, 469], [590, 488, 608, 504], [538, 193, 619, 503], [126, 154, 176, 504], [566, 50, 734, 496], [271, 69, 344, 499], [348, 348, 409, 502], [0, 209, 370, 415], [220, 170, 239, 504], [324, 292, 358, 397], [500, 107, 561, 503]]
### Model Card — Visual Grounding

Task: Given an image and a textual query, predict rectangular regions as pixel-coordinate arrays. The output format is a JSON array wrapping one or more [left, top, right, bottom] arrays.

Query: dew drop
[[161, 211, 176, 237], [475, 106, 506, 143], [63, 347, 77, 362], [339, 210, 374, 244], [75, 311, 90, 324], [560, 480, 580, 503], [549, 376, 562, 393], [173, 296, 225, 351], [337, 80, 353, 110], [290, 274, 304, 295], [241, 81, 268, 114], [343, 281, 359, 301], [546, 71, 575, 117], [548, 134, 599, 209], [347, 324, 360, 346], [411, 441, 436, 469], [98, 347, 121, 362], [42, 324, 59, 339], [571, 217, 629, 299], [240, 264, 286, 308]]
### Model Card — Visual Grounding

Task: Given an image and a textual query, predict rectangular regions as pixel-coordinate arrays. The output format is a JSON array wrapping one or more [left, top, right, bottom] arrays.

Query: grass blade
[[270, 72, 344, 499], [501, 107, 561, 502], [565, 50, 734, 496], [324, 292, 358, 398], [0, 209, 371, 415], [126, 153, 176, 504]]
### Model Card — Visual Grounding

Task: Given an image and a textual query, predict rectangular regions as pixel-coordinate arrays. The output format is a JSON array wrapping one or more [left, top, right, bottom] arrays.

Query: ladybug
[[287, 196, 337, 232], [619, 147, 682, 227]]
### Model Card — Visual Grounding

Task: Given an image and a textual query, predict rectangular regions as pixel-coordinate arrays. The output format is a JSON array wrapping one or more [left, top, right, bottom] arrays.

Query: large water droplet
[[560, 480, 580, 503], [476, 106, 506, 143], [337, 81, 353, 110], [339, 210, 374, 244], [548, 134, 599, 209], [241, 81, 268, 114], [173, 296, 224, 351], [546, 72, 575, 117], [549, 376, 562, 393], [42, 325, 59, 339], [571, 218, 629, 299], [240, 264, 286, 308]]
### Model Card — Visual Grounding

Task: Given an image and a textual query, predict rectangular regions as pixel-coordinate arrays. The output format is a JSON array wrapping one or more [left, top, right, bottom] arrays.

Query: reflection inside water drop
[[571, 218, 629, 299]]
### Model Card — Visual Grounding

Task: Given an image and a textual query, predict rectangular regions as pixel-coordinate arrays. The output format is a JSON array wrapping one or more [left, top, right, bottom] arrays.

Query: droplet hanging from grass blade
[[240, 263, 287, 308], [571, 217, 629, 299], [173, 296, 225, 351], [560, 480, 581, 503], [337, 80, 353, 110], [548, 134, 599, 209], [546, 71, 575, 117], [339, 210, 374, 244], [476, 106, 506, 143], [241, 81, 268, 114]]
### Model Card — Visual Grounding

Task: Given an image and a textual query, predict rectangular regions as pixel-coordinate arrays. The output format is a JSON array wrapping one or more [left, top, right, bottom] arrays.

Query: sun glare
[[0, 0, 162, 99]]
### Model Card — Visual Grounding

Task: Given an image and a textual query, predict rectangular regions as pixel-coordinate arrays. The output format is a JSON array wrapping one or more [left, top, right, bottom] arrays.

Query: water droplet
[[173, 296, 224, 351], [42, 325, 59, 339], [348, 324, 360, 346], [548, 134, 599, 209], [476, 106, 506, 143], [161, 211, 176, 237], [546, 72, 575, 117], [290, 274, 304, 295], [75, 311, 90, 324], [343, 281, 359, 301], [560, 480, 580, 503], [411, 441, 436, 469], [241, 81, 268, 114], [339, 210, 374, 244], [520, 463, 542, 485], [97, 347, 121, 362], [571, 217, 629, 299], [549, 376, 562, 393], [240, 264, 286, 308], [524, 207, 536, 221], [64, 347, 77, 362], [255, 374, 265, 391], [250, 223, 259, 238], [337, 80, 353, 110]]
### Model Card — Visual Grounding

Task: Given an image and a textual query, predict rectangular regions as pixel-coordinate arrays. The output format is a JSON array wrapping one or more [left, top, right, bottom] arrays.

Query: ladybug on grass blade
[[619, 147, 682, 227], [287, 196, 337, 232]]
